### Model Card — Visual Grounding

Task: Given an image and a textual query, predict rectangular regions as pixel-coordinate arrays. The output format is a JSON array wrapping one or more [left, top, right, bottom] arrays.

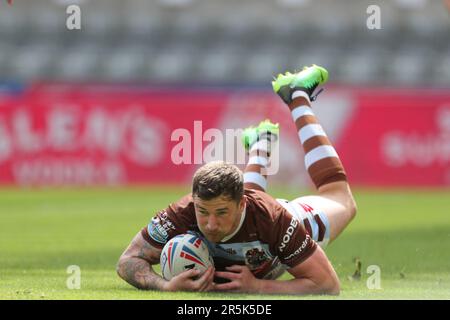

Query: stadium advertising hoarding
[[0, 84, 448, 187], [0, 84, 231, 185], [338, 90, 450, 186]]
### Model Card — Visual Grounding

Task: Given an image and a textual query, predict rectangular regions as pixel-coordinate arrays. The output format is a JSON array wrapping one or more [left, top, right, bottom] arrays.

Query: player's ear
[[238, 196, 246, 211]]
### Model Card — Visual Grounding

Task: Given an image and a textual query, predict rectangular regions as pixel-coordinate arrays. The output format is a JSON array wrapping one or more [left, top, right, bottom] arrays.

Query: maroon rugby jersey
[[141, 188, 317, 280]]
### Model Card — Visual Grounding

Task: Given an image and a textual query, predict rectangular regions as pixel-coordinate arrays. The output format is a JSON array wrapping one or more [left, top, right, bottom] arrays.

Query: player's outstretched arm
[[116, 231, 166, 290], [214, 245, 340, 295], [117, 231, 215, 291]]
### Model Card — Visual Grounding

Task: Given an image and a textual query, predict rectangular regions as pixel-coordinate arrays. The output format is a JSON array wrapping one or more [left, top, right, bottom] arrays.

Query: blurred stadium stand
[[0, 0, 448, 86]]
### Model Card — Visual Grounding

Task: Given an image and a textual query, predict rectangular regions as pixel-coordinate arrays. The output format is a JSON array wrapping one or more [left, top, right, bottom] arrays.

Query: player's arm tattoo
[[117, 233, 166, 290]]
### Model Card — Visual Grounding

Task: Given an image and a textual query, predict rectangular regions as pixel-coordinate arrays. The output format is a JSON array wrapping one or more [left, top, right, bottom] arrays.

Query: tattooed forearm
[[117, 231, 167, 290], [117, 257, 166, 290]]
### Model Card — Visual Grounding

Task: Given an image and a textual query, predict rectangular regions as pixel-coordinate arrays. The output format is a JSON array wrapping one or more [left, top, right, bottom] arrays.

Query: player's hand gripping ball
[[160, 233, 214, 280]]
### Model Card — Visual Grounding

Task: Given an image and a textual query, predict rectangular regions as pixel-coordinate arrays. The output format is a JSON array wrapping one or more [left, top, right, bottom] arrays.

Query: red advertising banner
[[338, 89, 450, 186], [0, 85, 233, 185], [0, 84, 449, 186]]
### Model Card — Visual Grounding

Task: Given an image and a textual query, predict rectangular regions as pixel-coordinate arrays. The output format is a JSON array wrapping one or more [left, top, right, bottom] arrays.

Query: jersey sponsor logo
[[158, 211, 176, 231], [284, 234, 311, 261], [148, 210, 176, 244], [148, 218, 170, 244], [223, 247, 237, 255], [278, 217, 299, 253]]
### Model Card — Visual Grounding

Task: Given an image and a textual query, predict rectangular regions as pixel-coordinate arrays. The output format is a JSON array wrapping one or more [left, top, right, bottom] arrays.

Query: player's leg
[[272, 65, 357, 245], [241, 120, 279, 192]]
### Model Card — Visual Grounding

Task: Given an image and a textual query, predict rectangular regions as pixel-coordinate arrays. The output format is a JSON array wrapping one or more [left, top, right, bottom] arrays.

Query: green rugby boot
[[242, 119, 279, 152], [271, 64, 329, 104]]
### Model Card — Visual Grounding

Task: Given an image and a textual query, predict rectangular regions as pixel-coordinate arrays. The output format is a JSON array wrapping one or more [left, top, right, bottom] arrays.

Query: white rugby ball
[[160, 233, 214, 280]]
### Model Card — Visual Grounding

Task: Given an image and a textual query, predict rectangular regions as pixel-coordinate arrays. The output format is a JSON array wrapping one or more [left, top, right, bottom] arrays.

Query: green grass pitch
[[0, 186, 449, 300]]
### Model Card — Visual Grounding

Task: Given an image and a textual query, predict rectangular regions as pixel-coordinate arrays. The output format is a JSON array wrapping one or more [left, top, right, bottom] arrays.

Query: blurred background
[[0, 0, 449, 85], [0, 0, 449, 300], [0, 0, 449, 188]]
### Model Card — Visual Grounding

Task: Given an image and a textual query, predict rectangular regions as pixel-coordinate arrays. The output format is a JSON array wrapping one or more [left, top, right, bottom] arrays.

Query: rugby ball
[[160, 233, 214, 280]]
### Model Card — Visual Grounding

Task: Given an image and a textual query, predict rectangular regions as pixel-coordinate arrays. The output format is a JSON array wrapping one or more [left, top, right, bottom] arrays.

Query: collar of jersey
[[220, 205, 246, 243]]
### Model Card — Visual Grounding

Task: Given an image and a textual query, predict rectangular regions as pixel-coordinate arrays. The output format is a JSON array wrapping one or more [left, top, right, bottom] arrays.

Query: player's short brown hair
[[192, 161, 244, 203]]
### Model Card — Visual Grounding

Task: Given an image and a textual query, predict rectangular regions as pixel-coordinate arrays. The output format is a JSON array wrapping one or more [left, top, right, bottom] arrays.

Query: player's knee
[[334, 188, 357, 222], [335, 183, 357, 221], [319, 181, 357, 220]]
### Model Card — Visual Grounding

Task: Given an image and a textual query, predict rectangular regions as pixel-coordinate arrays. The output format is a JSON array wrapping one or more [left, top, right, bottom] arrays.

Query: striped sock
[[289, 90, 347, 189], [243, 140, 271, 192]]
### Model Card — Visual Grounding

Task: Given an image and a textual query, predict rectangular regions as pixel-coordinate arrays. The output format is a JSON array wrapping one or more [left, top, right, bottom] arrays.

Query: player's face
[[194, 195, 245, 243]]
